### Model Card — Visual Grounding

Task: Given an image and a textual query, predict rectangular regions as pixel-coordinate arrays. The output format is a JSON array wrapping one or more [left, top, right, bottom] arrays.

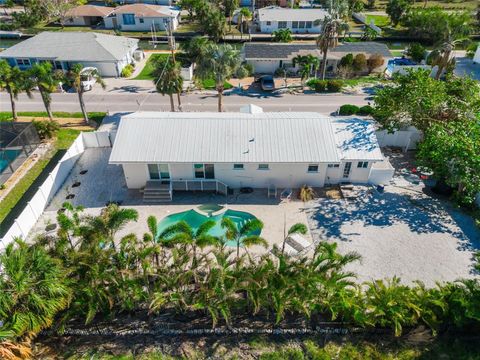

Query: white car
[[80, 67, 99, 91]]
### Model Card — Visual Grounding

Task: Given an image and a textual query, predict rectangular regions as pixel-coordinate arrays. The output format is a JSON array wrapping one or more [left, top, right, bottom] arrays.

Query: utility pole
[[165, 18, 182, 111]]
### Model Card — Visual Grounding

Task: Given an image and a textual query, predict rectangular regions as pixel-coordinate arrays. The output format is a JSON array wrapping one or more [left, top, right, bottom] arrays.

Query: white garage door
[[249, 60, 279, 74]]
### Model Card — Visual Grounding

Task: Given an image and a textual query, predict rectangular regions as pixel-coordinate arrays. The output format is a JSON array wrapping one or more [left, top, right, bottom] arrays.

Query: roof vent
[[240, 104, 263, 114]]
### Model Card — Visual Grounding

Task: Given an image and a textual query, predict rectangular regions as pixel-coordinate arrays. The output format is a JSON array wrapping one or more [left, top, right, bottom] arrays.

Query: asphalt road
[[0, 92, 370, 114]]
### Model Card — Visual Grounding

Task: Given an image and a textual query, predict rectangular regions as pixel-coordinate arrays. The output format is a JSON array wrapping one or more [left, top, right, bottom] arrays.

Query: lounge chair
[[280, 188, 292, 201], [285, 233, 311, 253]]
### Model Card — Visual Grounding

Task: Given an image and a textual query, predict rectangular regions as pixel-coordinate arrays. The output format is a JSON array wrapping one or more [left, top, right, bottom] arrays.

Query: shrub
[[33, 120, 60, 140], [326, 80, 343, 92], [299, 185, 316, 202], [358, 105, 374, 116], [339, 104, 360, 115], [274, 67, 287, 77], [466, 43, 478, 59], [243, 63, 254, 76], [406, 43, 426, 63], [339, 53, 354, 68], [121, 64, 134, 77], [367, 53, 385, 73], [353, 54, 368, 72]]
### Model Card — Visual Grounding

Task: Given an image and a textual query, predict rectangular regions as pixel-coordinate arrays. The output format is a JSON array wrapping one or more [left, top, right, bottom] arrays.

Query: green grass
[[342, 75, 385, 87], [201, 78, 233, 90], [372, 0, 477, 10], [365, 14, 390, 28], [0, 128, 81, 225], [133, 54, 169, 80], [0, 112, 106, 123]]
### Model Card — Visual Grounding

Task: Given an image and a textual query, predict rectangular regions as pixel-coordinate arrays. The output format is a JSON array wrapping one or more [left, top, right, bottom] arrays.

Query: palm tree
[[221, 217, 267, 262], [238, 7, 252, 39], [195, 43, 244, 112], [0, 60, 33, 121], [281, 223, 308, 256], [86, 203, 139, 251], [64, 64, 105, 125], [143, 215, 161, 268], [316, 17, 341, 80], [162, 220, 220, 269], [0, 239, 71, 340], [29, 62, 63, 121], [292, 55, 320, 84], [152, 55, 183, 112], [182, 36, 211, 64]]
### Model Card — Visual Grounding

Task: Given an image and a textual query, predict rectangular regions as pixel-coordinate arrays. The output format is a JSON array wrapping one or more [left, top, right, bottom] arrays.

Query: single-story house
[[256, 6, 328, 34], [64, 5, 114, 26], [109, 107, 392, 199], [111, 0, 172, 5], [104, 4, 180, 31], [243, 42, 393, 74], [0, 32, 139, 77]]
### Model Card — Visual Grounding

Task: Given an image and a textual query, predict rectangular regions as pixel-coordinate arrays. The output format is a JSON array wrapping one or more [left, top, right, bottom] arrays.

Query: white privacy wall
[[0, 131, 111, 250]]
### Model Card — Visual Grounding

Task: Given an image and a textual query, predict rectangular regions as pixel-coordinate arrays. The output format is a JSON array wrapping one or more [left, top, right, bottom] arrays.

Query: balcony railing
[[171, 179, 228, 195]]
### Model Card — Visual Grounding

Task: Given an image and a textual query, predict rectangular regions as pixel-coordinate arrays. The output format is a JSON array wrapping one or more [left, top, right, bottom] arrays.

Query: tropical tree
[[152, 55, 183, 112], [195, 43, 245, 112], [238, 7, 252, 39], [0, 60, 33, 121], [386, 0, 411, 27], [281, 223, 308, 255], [64, 64, 105, 124], [362, 26, 378, 41], [161, 220, 220, 269], [85, 203, 139, 251], [28, 62, 63, 121], [221, 217, 267, 262], [0, 240, 71, 341], [182, 36, 211, 64], [292, 55, 320, 83], [272, 28, 292, 43], [223, 0, 239, 32], [428, 29, 469, 80], [316, 17, 341, 81]]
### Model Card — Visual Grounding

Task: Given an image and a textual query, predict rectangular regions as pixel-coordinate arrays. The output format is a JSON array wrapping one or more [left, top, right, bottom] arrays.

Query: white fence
[[352, 12, 382, 34], [375, 128, 423, 151], [0, 132, 111, 250], [368, 160, 395, 186]]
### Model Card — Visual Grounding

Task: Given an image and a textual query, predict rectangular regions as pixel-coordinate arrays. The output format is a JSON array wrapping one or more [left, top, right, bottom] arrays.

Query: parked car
[[260, 75, 275, 91]]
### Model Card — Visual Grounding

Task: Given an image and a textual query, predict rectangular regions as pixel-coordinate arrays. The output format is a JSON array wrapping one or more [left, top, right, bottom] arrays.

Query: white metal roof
[[331, 118, 384, 161], [257, 6, 328, 22], [109, 111, 342, 164]]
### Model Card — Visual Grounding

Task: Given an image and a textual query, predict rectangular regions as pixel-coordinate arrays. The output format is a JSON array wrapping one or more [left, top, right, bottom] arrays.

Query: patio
[[30, 147, 312, 254]]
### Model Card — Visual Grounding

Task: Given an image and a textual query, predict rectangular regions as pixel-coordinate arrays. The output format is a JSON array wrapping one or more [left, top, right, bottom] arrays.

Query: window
[[307, 164, 319, 172], [122, 13, 135, 25], [328, 164, 340, 168], [258, 164, 269, 170], [343, 162, 352, 178], [148, 164, 170, 180], [139, 17, 144, 23], [357, 161, 369, 168], [16, 58, 30, 66], [292, 21, 299, 28], [233, 164, 244, 170], [306, 21, 312, 28], [278, 21, 287, 29], [266, 21, 271, 25], [194, 163, 205, 178], [299, 21, 305, 29]]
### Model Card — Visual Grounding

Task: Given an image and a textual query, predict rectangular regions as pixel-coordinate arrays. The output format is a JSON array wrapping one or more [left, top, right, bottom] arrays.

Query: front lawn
[[365, 14, 390, 27], [133, 53, 169, 80], [201, 79, 233, 90], [0, 111, 106, 123]]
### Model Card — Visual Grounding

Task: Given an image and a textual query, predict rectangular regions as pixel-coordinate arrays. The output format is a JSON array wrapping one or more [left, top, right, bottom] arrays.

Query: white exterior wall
[[65, 17, 88, 26], [247, 59, 281, 74], [473, 46, 480, 64], [106, 14, 178, 31], [259, 20, 321, 34], [120, 161, 377, 189]]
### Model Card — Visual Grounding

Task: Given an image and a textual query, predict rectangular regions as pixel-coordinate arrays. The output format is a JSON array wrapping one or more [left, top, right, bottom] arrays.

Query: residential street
[[0, 91, 370, 113]]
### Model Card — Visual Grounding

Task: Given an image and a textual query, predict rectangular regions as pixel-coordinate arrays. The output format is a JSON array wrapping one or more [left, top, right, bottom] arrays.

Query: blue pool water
[[0, 149, 22, 173], [156, 208, 261, 247]]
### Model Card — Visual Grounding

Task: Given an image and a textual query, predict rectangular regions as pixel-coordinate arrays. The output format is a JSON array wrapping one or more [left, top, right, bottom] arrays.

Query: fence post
[[28, 202, 38, 219], [14, 219, 26, 239]]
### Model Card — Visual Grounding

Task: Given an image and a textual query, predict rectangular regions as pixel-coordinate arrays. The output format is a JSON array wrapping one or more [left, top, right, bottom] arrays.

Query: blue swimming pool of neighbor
[[0, 149, 22, 173], [156, 208, 261, 247]]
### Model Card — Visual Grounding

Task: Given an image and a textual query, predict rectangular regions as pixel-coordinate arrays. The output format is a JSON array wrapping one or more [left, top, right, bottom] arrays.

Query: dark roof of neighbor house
[[244, 42, 392, 60], [330, 42, 393, 58], [0, 32, 139, 62], [244, 43, 318, 60]]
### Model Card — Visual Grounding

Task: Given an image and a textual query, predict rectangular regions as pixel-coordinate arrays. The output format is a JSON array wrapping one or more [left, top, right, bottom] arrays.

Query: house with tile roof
[[104, 4, 180, 31], [64, 5, 114, 26]]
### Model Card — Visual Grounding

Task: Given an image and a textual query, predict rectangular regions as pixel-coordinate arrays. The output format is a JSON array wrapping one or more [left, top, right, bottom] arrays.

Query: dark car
[[260, 75, 275, 91]]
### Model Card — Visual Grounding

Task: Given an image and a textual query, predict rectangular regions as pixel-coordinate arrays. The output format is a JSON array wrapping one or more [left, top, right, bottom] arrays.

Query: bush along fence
[[0, 131, 112, 249]]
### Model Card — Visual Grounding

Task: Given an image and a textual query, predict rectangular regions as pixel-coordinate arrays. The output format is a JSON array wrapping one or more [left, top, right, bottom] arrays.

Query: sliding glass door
[[148, 164, 170, 180], [194, 164, 215, 179]]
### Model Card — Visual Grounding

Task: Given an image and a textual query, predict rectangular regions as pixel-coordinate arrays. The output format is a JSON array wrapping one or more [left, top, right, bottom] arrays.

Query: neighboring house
[[64, 5, 114, 26], [109, 107, 392, 198], [473, 44, 480, 64], [104, 4, 180, 31], [256, 6, 327, 34], [0, 32, 139, 77], [111, 0, 172, 5], [243, 42, 393, 74]]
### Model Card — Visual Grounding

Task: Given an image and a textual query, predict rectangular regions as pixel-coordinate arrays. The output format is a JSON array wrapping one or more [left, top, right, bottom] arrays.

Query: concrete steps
[[143, 181, 172, 202]]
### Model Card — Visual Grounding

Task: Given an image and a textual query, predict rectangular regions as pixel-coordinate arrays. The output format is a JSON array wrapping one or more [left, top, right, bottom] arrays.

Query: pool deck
[[29, 148, 313, 255]]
